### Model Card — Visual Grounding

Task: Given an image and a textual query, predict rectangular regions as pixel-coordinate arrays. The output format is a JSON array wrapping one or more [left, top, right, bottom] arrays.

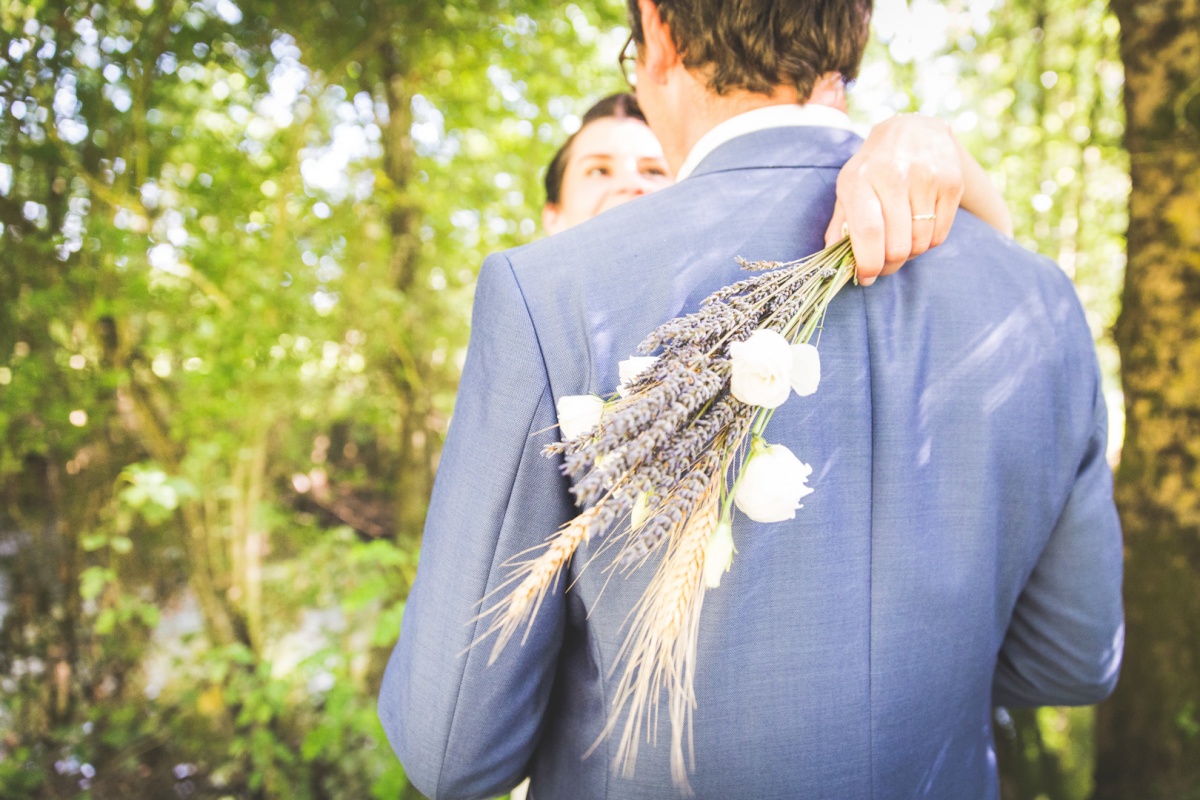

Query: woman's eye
[[585, 166, 609, 177], [643, 167, 668, 178]]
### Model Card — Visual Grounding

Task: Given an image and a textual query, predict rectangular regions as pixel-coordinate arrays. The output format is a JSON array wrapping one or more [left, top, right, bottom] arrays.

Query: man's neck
[[660, 89, 795, 175], [659, 74, 846, 176]]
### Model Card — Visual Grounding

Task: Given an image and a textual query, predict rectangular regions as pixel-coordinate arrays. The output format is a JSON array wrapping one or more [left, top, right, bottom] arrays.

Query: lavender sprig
[[617, 449, 723, 568], [570, 361, 729, 506]]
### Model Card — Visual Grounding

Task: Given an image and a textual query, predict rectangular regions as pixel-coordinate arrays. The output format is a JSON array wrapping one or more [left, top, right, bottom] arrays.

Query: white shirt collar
[[674, 103, 855, 182]]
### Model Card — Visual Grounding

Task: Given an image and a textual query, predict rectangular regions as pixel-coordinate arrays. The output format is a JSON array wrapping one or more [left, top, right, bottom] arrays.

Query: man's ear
[[542, 203, 566, 236], [637, 0, 680, 84]]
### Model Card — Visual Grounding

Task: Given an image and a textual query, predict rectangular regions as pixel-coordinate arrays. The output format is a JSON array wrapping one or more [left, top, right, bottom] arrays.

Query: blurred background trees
[[1097, 1, 1200, 797], [0, 1, 624, 795], [0, 0, 1194, 798]]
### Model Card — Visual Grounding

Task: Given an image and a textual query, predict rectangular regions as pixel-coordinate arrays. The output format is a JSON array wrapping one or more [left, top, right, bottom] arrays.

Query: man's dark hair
[[543, 93, 648, 206], [626, 0, 873, 99]]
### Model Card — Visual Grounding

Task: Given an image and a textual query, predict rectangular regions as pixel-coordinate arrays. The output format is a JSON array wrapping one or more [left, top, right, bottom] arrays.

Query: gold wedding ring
[[912, 213, 937, 221]]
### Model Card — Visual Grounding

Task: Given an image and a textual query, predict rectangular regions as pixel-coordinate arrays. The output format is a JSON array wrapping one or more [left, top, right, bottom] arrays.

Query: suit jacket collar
[[675, 104, 856, 180], [686, 125, 864, 180]]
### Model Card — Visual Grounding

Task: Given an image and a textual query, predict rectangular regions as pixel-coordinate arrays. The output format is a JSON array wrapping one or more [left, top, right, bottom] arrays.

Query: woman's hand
[[826, 114, 1012, 286]]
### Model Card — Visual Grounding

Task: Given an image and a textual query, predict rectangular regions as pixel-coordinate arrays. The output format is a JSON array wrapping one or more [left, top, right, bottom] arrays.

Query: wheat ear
[[597, 478, 720, 796], [473, 506, 599, 664]]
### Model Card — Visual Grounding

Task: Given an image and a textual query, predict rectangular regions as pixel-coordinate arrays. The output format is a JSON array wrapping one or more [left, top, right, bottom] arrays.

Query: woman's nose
[[614, 160, 653, 196]]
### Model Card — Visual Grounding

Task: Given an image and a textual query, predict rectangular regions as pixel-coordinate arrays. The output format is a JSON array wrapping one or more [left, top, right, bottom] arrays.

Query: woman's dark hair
[[626, 0, 873, 99], [543, 93, 648, 206]]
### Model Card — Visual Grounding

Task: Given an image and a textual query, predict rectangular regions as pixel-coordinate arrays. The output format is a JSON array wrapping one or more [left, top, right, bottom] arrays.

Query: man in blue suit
[[378, 1, 1124, 797]]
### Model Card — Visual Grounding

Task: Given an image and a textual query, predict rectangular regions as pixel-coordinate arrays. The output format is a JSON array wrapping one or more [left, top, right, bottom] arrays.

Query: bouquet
[[474, 238, 857, 794]]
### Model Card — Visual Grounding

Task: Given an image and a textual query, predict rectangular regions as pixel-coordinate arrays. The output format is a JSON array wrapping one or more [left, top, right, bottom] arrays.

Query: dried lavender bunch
[[474, 238, 857, 795]]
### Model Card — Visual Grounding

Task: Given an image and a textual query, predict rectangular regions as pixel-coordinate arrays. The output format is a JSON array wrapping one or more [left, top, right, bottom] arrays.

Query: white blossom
[[728, 329, 793, 408], [703, 520, 735, 588], [617, 356, 659, 397], [790, 343, 821, 397], [556, 394, 604, 440], [631, 491, 653, 528], [734, 441, 814, 522]]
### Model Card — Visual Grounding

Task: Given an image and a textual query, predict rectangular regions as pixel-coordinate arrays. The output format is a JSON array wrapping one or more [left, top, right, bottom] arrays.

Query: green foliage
[[119, 462, 198, 523], [1, 0, 629, 796], [0, 746, 46, 798]]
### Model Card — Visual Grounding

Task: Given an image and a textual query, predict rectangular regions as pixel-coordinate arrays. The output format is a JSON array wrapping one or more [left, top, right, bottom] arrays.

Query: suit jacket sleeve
[[992, 352, 1125, 707], [378, 252, 576, 799]]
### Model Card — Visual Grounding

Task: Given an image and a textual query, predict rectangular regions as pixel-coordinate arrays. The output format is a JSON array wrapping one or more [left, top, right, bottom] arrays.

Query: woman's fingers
[[908, 167, 939, 261], [825, 200, 848, 248], [837, 173, 887, 285], [875, 175, 915, 277], [930, 179, 962, 248]]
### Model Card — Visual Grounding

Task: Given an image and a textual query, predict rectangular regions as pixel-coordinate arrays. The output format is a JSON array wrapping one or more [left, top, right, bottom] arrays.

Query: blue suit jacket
[[378, 126, 1124, 800]]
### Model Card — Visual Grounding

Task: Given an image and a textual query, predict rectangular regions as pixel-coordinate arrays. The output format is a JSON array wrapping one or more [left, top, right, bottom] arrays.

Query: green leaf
[[81, 533, 109, 551], [95, 608, 118, 635], [79, 567, 115, 600]]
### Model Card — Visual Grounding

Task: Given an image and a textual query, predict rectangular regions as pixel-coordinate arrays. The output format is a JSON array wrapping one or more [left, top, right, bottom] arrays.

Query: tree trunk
[[379, 39, 434, 549], [376, 32, 434, 800], [1097, 1, 1200, 797]]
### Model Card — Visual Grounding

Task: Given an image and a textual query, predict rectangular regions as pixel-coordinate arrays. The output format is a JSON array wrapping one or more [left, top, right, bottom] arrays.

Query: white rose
[[734, 441, 814, 523], [790, 343, 821, 397], [703, 520, 735, 589], [631, 491, 653, 529], [729, 329, 794, 408], [556, 394, 604, 440], [617, 356, 658, 397]]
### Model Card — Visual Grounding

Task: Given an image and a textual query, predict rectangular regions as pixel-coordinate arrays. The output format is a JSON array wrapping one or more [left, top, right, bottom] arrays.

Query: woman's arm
[[956, 134, 1014, 238], [825, 114, 1013, 285]]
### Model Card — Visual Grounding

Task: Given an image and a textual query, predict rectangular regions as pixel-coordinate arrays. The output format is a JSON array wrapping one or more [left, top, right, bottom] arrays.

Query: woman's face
[[542, 117, 672, 235]]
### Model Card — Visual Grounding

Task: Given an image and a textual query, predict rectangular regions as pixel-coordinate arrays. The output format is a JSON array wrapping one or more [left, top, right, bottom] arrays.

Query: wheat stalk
[[472, 506, 599, 664], [596, 476, 721, 796]]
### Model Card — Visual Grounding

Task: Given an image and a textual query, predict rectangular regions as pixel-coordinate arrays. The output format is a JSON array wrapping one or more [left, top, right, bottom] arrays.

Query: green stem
[[721, 245, 855, 521]]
